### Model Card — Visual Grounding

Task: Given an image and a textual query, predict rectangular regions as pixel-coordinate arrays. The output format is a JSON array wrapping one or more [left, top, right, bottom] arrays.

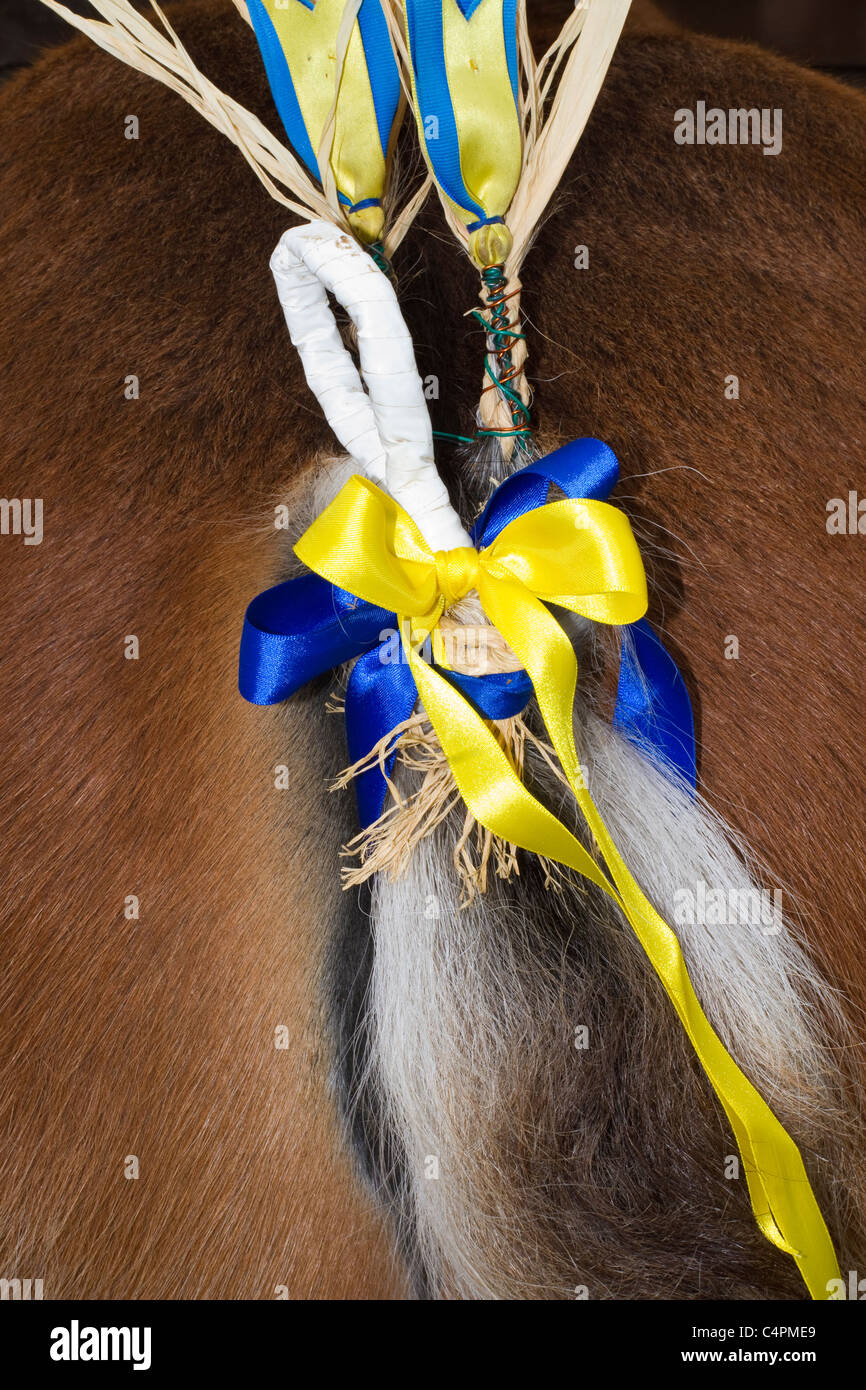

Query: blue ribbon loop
[[239, 438, 697, 826]]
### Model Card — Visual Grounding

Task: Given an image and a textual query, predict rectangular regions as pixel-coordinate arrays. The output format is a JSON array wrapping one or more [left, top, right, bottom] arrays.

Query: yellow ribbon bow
[[296, 474, 840, 1300]]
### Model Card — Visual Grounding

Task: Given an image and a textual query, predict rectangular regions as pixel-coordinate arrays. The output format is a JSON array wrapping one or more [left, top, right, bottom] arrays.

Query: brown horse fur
[[1, 0, 865, 1298]]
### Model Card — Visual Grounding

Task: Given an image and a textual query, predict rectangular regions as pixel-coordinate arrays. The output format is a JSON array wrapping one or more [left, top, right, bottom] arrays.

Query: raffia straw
[[334, 707, 526, 906], [319, 0, 363, 213], [41, 0, 630, 309], [328, 612, 569, 904], [38, 0, 331, 218], [334, 707, 571, 904], [494, 0, 631, 453], [506, 0, 632, 275]]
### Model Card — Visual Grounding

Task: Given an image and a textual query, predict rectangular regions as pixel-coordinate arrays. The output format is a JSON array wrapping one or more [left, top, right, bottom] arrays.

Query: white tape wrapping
[[270, 221, 472, 551]]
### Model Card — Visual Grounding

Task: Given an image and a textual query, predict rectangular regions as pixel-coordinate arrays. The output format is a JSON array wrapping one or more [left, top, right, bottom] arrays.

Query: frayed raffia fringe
[[330, 701, 569, 906], [328, 607, 573, 903]]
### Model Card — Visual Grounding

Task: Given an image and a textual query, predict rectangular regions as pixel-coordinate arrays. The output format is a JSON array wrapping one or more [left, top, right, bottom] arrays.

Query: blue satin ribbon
[[239, 438, 697, 825]]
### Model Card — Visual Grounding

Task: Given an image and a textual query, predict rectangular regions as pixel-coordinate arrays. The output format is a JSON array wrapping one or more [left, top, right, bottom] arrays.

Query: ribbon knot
[[434, 546, 480, 610]]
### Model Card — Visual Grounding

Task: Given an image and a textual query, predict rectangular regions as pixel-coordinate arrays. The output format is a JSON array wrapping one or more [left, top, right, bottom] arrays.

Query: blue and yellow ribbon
[[403, 0, 522, 265], [247, 0, 401, 241], [239, 437, 840, 1300]]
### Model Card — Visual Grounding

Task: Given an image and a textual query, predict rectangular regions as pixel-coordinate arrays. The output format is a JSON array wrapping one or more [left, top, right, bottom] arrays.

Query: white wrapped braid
[[270, 221, 472, 552]]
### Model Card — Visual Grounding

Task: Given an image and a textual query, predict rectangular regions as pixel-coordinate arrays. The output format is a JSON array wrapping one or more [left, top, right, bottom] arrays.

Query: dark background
[[663, 0, 866, 67], [2, 1, 866, 85]]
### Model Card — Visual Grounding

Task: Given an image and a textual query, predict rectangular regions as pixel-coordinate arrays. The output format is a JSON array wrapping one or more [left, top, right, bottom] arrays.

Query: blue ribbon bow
[[239, 438, 697, 826]]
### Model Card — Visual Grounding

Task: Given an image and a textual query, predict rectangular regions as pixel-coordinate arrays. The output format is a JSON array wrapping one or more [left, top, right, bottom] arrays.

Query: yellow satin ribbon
[[295, 475, 841, 1300], [262, 0, 392, 236], [403, 0, 522, 252]]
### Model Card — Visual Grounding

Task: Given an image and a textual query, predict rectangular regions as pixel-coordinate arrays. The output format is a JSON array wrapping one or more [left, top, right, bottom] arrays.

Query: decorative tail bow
[[239, 437, 839, 1300], [240, 439, 695, 823]]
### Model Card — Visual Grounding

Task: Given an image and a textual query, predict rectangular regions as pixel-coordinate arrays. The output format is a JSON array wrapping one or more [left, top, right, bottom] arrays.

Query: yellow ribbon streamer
[[295, 474, 841, 1300]]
